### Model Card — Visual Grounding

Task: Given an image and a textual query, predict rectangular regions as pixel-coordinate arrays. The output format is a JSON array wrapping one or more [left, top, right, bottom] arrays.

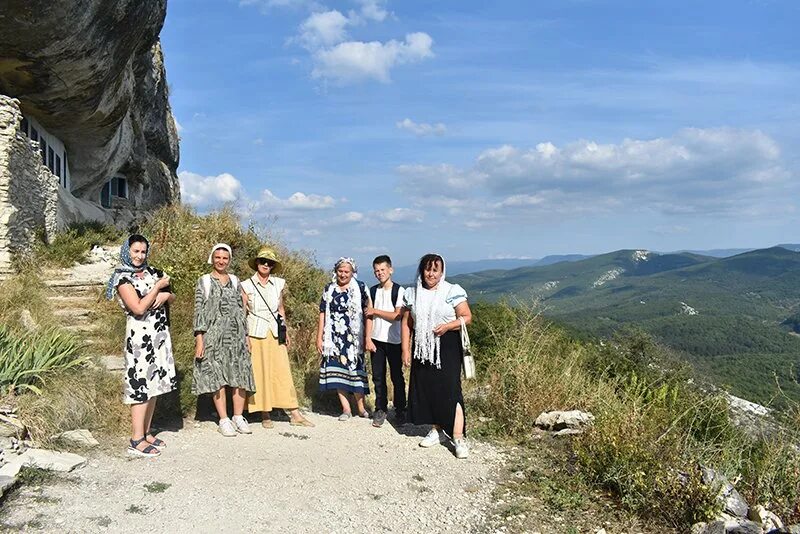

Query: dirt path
[[2, 414, 503, 533]]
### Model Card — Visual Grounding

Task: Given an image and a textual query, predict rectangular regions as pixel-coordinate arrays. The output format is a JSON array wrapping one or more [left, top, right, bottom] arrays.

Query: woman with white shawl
[[401, 254, 472, 459], [317, 257, 371, 420]]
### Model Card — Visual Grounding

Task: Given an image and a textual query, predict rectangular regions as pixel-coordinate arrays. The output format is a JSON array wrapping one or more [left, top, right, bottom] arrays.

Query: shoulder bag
[[459, 317, 475, 379]]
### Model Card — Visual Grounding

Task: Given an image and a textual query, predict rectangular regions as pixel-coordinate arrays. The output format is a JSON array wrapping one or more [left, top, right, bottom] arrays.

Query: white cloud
[[173, 117, 183, 133], [350, 0, 389, 23], [302, 229, 321, 236], [299, 10, 349, 48], [378, 207, 424, 223], [311, 32, 433, 85], [396, 118, 446, 137], [257, 189, 337, 210], [398, 128, 791, 217], [179, 171, 242, 208]]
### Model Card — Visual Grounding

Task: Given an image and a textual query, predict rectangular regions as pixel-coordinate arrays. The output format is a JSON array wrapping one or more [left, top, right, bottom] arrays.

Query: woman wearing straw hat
[[242, 247, 314, 428], [192, 243, 256, 437]]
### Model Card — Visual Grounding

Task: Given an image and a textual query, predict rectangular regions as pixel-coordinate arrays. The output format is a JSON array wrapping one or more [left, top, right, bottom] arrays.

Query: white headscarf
[[321, 257, 364, 370], [412, 254, 455, 368], [207, 243, 232, 265]]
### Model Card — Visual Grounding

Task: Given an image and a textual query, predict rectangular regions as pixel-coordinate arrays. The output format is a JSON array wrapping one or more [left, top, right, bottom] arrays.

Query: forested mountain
[[452, 246, 800, 406]]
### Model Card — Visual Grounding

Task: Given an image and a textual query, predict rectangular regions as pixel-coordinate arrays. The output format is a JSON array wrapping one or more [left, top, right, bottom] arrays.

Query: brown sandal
[[290, 417, 315, 428], [261, 419, 274, 429]]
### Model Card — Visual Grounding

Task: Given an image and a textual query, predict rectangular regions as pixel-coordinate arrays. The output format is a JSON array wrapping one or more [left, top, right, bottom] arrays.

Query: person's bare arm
[[401, 312, 414, 367], [118, 276, 169, 316]]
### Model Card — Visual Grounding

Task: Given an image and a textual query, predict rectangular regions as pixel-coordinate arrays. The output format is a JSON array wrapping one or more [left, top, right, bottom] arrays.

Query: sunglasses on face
[[256, 258, 276, 267]]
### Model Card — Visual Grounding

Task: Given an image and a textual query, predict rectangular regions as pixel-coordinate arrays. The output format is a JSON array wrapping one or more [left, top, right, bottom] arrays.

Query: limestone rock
[[0, 0, 180, 228], [702, 467, 750, 518], [723, 518, 764, 534], [0, 475, 16, 498], [534, 410, 595, 431], [748, 505, 783, 531], [55, 429, 99, 448], [0, 448, 86, 477], [19, 308, 37, 331]]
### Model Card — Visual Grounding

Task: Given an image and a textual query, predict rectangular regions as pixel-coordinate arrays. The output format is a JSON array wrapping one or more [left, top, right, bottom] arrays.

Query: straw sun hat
[[248, 247, 281, 273]]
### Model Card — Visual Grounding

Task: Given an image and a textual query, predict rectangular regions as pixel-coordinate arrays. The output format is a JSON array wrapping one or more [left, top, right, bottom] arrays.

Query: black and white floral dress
[[117, 268, 178, 404]]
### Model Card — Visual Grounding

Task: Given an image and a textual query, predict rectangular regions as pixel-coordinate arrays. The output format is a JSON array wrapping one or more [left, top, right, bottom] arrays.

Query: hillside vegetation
[[4, 210, 800, 529], [452, 247, 800, 406]]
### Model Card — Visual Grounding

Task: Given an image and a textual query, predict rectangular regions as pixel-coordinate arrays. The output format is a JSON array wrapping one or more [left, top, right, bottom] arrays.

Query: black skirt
[[408, 330, 466, 437]]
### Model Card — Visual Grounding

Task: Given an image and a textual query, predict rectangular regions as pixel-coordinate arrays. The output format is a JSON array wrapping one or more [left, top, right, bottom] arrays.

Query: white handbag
[[459, 317, 476, 379]]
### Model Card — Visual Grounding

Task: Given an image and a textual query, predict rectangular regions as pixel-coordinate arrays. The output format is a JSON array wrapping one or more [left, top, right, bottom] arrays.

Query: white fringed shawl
[[408, 257, 467, 368], [321, 277, 364, 370]]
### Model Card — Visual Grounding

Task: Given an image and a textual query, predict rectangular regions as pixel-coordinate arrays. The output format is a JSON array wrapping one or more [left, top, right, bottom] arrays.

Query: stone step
[[99, 355, 125, 371], [53, 307, 92, 318], [63, 324, 97, 334]]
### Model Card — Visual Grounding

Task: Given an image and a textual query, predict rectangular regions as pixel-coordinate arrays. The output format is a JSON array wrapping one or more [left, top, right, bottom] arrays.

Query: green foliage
[[30, 222, 122, 268], [0, 325, 88, 395], [471, 308, 800, 526]]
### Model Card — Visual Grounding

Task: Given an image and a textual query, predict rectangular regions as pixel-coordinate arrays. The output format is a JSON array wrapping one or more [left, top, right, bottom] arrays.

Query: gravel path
[[2, 414, 503, 533]]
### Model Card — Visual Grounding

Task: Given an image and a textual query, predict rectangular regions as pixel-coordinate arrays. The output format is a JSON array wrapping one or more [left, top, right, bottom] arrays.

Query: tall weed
[[0, 325, 89, 395]]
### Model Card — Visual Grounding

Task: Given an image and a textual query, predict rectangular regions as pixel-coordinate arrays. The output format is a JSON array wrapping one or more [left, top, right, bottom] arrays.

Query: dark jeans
[[370, 340, 406, 413]]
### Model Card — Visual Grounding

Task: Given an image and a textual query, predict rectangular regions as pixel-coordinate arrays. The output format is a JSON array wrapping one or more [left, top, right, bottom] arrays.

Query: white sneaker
[[232, 415, 252, 434], [419, 428, 445, 448], [218, 418, 237, 437], [454, 438, 469, 459]]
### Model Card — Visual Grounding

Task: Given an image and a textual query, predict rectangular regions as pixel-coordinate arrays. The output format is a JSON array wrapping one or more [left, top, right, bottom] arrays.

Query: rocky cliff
[[0, 0, 180, 224]]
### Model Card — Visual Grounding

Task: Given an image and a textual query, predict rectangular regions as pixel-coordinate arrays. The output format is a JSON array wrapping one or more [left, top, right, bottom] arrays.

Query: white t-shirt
[[370, 284, 405, 345]]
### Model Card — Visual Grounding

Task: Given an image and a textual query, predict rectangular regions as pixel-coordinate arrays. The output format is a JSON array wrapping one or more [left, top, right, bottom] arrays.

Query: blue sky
[[162, 0, 800, 270]]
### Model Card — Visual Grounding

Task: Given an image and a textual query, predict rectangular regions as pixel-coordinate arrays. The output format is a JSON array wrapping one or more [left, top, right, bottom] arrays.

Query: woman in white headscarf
[[316, 257, 371, 420], [401, 253, 472, 459], [192, 243, 256, 437]]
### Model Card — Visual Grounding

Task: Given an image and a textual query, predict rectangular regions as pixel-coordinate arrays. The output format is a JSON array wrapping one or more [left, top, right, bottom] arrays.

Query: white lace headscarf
[[412, 253, 454, 368], [321, 257, 364, 370]]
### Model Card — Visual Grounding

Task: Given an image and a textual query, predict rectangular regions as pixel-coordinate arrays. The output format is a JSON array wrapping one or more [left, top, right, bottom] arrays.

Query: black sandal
[[145, 434, 166, 448], [127, 437, 160, 458]]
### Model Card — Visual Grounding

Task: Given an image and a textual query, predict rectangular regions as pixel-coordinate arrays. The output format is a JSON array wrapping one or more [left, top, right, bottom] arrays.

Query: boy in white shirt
[[365, 255, 406, 427]]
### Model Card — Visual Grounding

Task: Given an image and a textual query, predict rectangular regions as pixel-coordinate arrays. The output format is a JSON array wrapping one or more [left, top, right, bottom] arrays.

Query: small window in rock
[[48, 147, 54, 172], [55, 155, 62, 179], [30, 127, 39, 142], [20, 117, 29, 137], [110, 177, 128, 199], [100, 182, 112, 209], [40, 139, 47, 165]]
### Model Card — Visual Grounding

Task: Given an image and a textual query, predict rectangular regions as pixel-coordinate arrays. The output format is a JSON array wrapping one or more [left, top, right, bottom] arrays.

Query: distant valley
[[449, 245, 800, 406]]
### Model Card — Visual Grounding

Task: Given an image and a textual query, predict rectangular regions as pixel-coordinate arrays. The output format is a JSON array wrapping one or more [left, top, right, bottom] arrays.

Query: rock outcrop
[[0, 0, 180, 228]]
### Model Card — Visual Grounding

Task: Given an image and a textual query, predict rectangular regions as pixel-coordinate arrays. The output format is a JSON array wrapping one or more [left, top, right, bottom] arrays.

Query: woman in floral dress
[[107, 234, 177, 458], [316, 257, 371, 420]]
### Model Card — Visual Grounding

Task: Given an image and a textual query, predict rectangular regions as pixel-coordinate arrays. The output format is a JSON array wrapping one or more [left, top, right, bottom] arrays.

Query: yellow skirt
[[247, 332, 299, 412]]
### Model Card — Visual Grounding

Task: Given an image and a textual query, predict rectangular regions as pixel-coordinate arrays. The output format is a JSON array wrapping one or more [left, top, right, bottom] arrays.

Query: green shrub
[[0, 325, 89, 395], [30, 222, 122, 268]]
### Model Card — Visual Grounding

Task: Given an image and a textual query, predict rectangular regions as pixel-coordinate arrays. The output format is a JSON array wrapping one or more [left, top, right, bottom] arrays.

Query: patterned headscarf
[[105, 235, 149, 300], [331, 257, 358, 281]]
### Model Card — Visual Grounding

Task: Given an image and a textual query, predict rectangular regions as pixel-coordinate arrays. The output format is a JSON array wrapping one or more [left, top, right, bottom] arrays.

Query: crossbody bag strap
[[253, 281, 279, 322]]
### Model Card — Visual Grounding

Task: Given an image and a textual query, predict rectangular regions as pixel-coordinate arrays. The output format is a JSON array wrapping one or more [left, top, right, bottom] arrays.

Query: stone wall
[[0, 96, 58, 270]]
